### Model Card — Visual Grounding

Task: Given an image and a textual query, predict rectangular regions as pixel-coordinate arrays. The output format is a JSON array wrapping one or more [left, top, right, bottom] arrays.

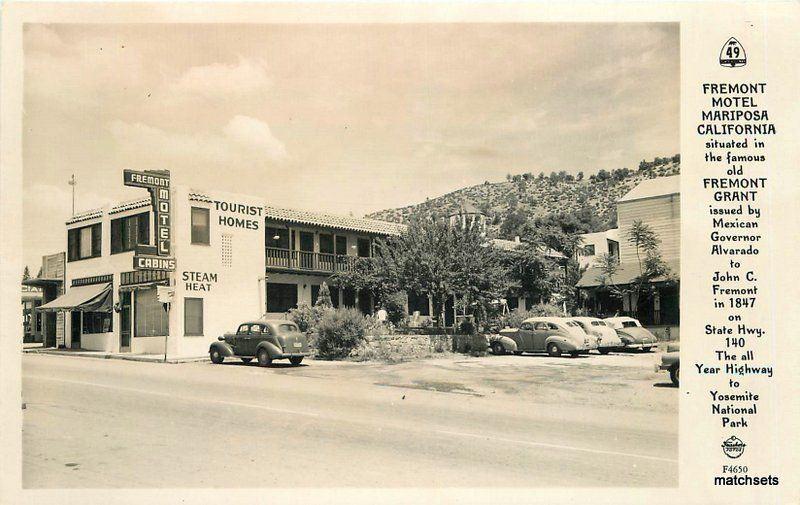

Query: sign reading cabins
[[124, 169, 176, 271]]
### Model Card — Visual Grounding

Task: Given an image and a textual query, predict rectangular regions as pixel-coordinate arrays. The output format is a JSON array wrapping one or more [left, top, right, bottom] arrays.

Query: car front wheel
[[547, 343, 561, 357], [257, 348, 272, 367], [289, 356, 304, 366], [670, 365, 680, 386], [491, 342, 505, 355], [210, 348, 224, 364]]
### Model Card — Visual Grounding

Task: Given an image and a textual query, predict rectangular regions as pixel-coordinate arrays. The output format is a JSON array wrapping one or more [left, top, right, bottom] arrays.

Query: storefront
[[43, 170, 266, 359]]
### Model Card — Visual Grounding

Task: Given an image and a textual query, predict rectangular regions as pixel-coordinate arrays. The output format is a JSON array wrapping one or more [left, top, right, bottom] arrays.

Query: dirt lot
[[297, 349, 678, 414]]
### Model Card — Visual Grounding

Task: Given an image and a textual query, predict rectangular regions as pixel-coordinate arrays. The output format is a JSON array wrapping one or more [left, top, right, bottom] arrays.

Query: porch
[[265, 247, 362, 274]]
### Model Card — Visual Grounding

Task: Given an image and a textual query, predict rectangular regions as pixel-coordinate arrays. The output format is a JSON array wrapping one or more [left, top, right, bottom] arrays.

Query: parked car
[[571, 317, 623, 354], [603, 317, 658, 352], [656, 342, 680, 385], [209, 320, 311, 366], [490, 317, 598, 357]]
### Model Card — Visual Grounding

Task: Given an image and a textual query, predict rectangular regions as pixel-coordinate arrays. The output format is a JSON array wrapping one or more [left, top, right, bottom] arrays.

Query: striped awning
[[38, 283, 112, 312]]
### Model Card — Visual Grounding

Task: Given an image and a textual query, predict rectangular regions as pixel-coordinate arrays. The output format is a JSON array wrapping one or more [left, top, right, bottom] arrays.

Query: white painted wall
[[170, 186, 265, 358]]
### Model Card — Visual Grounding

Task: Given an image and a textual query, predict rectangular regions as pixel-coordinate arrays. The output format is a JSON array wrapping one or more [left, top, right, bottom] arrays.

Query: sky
[[22, 22, 678, 271]]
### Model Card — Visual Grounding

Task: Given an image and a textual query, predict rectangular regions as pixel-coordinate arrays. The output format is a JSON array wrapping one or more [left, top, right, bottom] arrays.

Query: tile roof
[[576, 259, 680, 288], [264, 205, 407, 236], [109, 197, 151, 214], [618, 175, 680, 203], [66, 208, 103, 225], [188, 190, 213, 203]]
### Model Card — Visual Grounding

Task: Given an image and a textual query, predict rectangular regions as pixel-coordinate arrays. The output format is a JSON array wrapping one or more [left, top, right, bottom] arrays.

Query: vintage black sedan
[[209, 319, 310, 366]]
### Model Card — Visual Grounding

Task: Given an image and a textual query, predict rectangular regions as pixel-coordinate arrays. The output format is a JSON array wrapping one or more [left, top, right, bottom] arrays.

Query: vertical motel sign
[[123, 169, 176, 271]]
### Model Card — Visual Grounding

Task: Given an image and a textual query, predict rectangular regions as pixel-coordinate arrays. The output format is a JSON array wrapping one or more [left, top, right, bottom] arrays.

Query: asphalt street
[[22, 351, 678, 488]]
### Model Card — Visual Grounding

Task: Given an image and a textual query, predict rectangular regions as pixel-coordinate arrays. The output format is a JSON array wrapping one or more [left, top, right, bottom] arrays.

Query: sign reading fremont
[[124, 169, 175, 271]]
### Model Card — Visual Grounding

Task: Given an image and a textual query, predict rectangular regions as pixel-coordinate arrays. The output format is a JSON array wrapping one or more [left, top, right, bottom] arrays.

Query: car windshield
[[591, 321, 604, 326], [279, 323, 298, 333], [621, 321, 639, 328], [564, 321, 579, 327]]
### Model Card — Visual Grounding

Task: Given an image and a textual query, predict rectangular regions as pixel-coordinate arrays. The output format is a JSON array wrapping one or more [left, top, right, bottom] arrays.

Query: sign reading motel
[[123, 169, 173, 258]]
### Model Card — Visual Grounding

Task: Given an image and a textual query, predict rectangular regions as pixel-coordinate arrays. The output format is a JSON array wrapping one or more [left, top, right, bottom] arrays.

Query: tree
[[22, 266, 30, 281], [335, 216, 509, 328], [597, 221, 674, 316], [37, 266, 43, 278], [315, 282, 333, 308]]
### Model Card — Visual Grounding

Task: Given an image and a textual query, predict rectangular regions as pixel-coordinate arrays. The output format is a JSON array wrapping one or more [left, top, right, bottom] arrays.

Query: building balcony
[[265, 247, 366, 274]]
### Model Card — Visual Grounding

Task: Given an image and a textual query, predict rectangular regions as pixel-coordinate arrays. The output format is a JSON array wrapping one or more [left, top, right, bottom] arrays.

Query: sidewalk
[[22, 346, 209, 364]]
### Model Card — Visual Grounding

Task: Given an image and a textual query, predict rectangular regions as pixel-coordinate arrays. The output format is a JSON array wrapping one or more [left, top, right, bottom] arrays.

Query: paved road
[[22, 352, 677, 488]]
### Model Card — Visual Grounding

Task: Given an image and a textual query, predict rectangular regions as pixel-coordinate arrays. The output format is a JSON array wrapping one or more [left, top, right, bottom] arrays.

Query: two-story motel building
[[39, 182, 406, 359]]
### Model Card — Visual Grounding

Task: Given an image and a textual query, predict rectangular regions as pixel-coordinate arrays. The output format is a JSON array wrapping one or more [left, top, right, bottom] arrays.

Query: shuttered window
[[191, 207, 210, 245], [68, 224, 102, 262], [111, 213, 150, 254], [184, 298, 204, 336]]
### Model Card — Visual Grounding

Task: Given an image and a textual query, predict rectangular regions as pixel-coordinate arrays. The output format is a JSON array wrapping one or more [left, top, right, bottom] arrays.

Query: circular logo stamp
[[722, 436, 746, 459]]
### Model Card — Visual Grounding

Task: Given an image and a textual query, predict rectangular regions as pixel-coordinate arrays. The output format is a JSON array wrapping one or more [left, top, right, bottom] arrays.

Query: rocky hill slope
[[367, 156, 680, 237]]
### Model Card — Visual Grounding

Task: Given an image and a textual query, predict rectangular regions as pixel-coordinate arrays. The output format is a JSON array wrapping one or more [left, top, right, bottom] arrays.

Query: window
[[68, 223, 102, 261], [520, 322, 533, 331], [408, 291, 430, 316], [81, 311, 112, 334], [184, 298, 203, 336], [534, 322, 548, 331], [111, 212, 150, 254], [265, 226, 289, 249], [329, 286, 340, 308], [548, 323, 559, 330], [506, 295, 519, 311], [582, 244, 596, 256], [343, 288, 356, 308], [191, 207, 210, 245], [134, 287, 169, 337], [357, 238, 371, 258], [319, 234, 334, 254], [335, 236, 347, 256], [311, 285, 320, 306], [250, 324, 262, 334], [267, 283, 297, 313], [237, 324, 249, 334]]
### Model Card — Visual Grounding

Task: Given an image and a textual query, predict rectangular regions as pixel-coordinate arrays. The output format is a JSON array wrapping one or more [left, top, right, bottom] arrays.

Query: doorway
[[120, 291, 132, 352], [70, 311, 81, 349]]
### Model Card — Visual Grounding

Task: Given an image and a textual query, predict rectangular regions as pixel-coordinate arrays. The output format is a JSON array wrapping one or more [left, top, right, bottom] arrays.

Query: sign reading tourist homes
[[123, 169, 175, 271]]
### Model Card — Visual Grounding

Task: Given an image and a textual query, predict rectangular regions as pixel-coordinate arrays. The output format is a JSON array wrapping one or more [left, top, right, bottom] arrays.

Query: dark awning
[[22, 277, 63, 288], [38, 283, 112, 312], [576, 259, 680, 288]]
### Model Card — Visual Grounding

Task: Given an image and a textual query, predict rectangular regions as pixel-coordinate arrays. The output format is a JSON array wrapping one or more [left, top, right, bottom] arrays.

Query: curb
[[23, 348, 209, 364]]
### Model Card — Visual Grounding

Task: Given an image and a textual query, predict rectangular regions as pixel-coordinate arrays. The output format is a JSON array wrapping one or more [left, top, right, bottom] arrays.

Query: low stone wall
[[349, 334, 453, 362], [646, 325, 680, 342]]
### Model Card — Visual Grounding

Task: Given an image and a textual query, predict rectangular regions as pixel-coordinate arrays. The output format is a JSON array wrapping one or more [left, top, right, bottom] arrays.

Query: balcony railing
[[266, 247, 363, 273]]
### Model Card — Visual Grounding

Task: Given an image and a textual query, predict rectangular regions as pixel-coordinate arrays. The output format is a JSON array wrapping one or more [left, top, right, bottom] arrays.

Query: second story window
[[191, 207, 210, 245], [68, 223, 101, 262], [111, 212, 150, 254]]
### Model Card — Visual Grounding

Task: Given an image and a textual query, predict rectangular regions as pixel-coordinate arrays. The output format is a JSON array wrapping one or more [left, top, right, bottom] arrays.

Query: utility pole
[[68, 174, 76, 214]]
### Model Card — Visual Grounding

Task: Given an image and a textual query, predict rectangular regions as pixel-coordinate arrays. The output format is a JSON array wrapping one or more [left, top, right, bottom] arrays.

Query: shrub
[[289, 303, 315, 333], [289, 302, 331, 333], [382, 291, 408, 326], [316, 307, 371, 359], [501, 303, 564, 328]]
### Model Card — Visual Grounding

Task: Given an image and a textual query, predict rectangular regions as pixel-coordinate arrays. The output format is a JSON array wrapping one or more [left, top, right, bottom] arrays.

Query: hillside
[[367, 156, 680, 238]]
